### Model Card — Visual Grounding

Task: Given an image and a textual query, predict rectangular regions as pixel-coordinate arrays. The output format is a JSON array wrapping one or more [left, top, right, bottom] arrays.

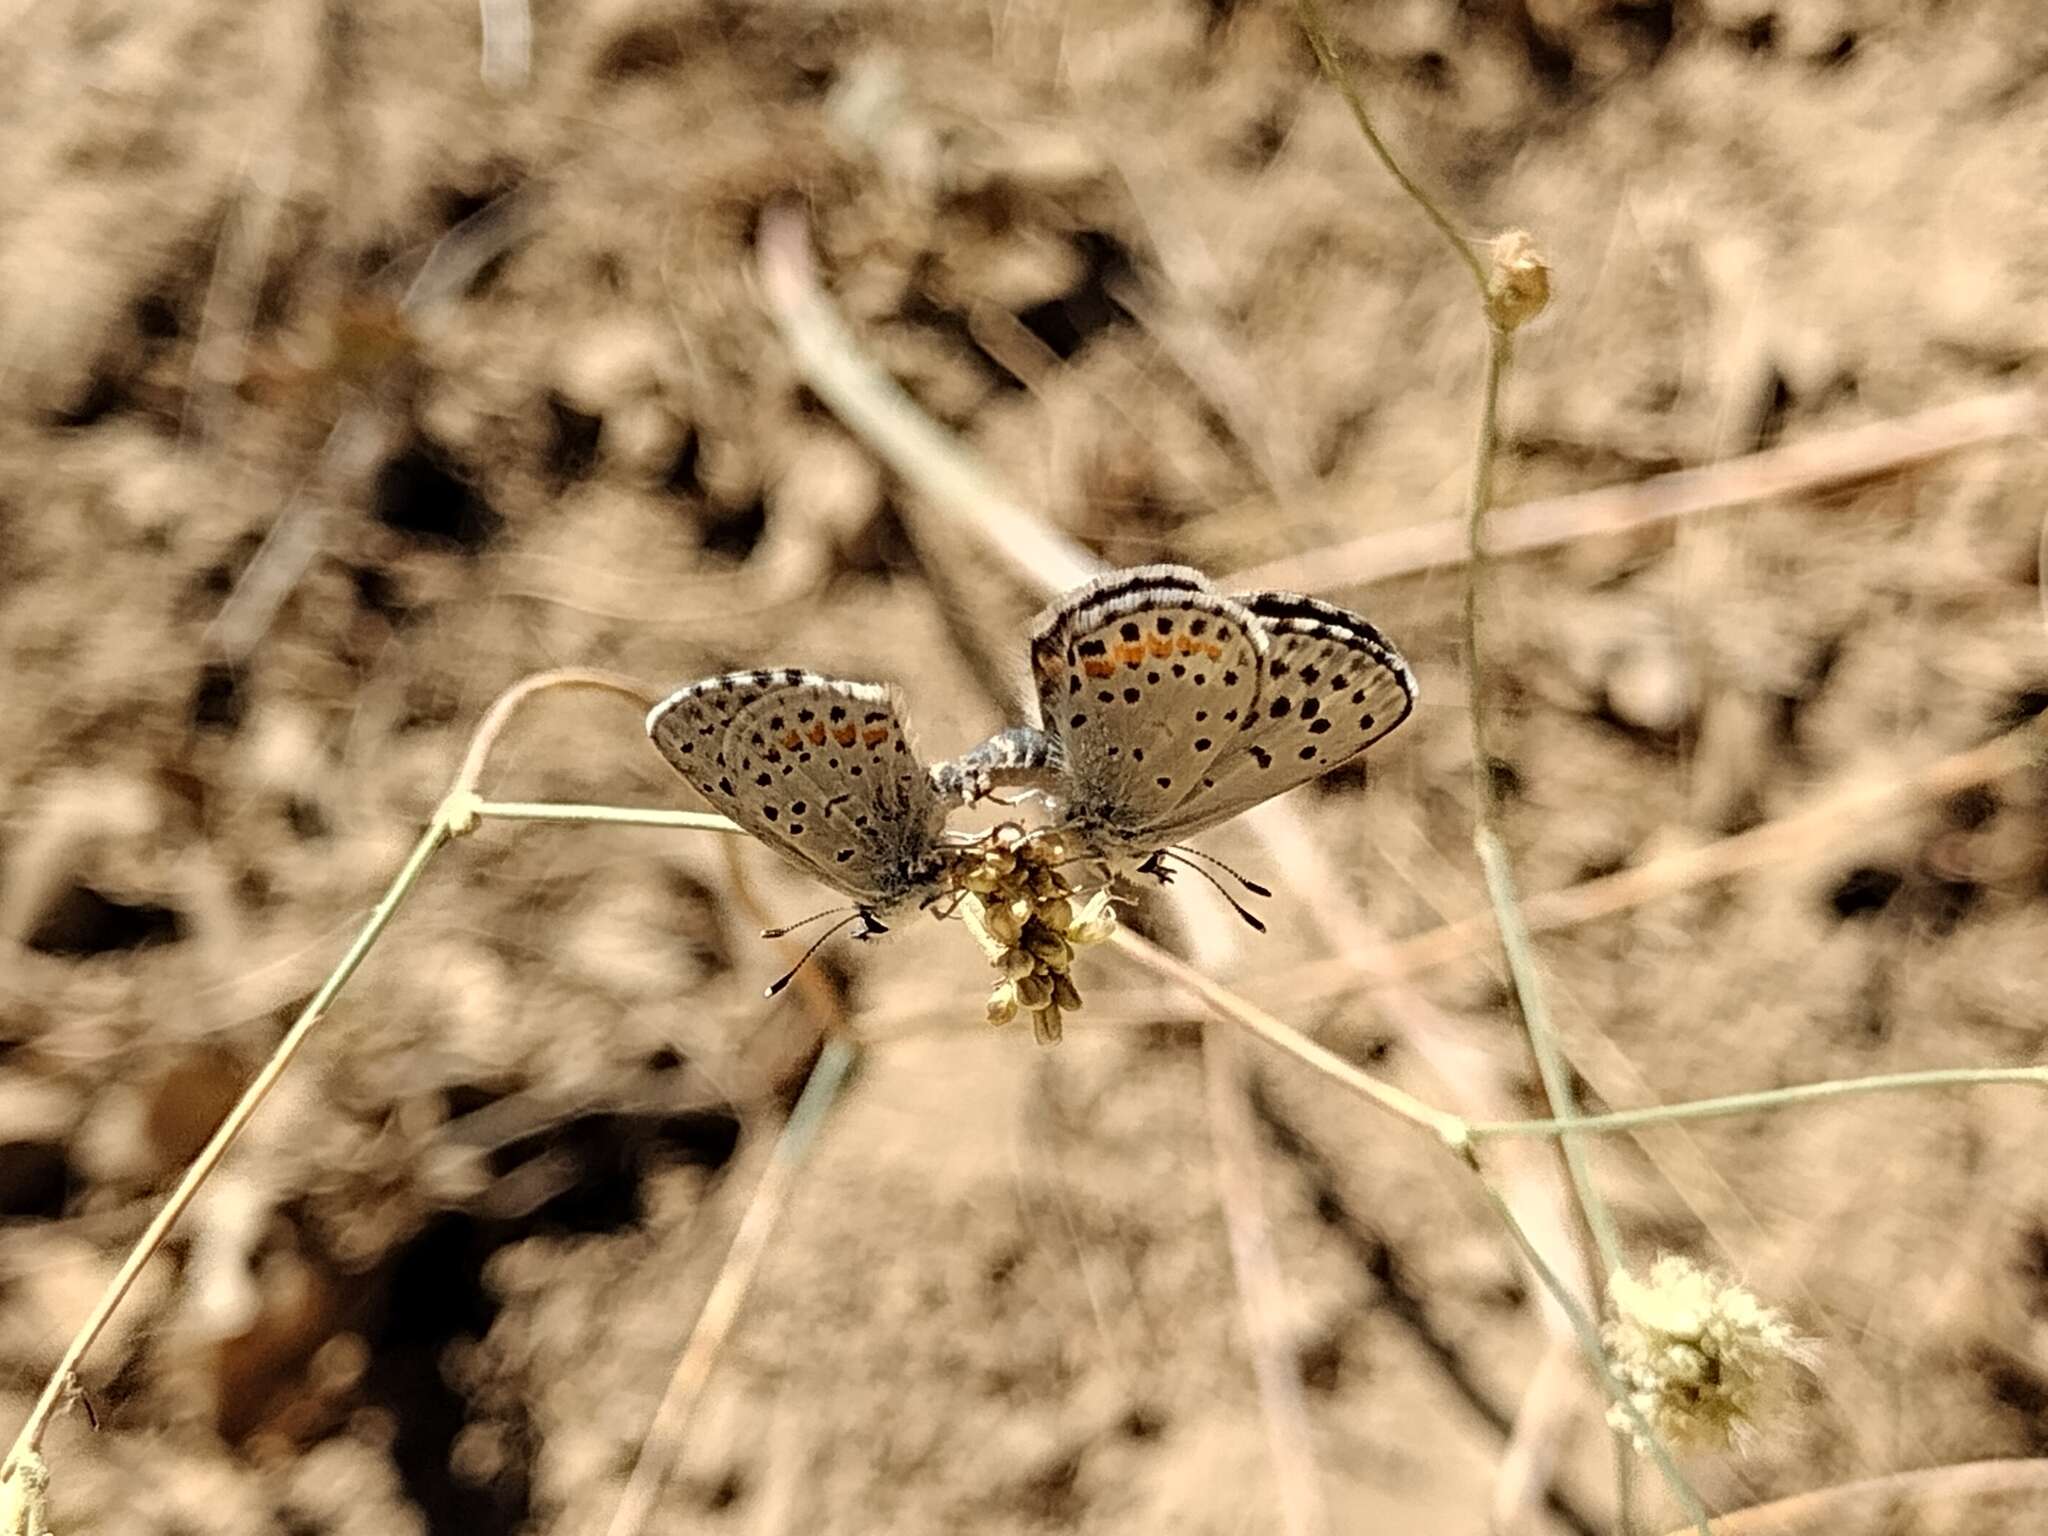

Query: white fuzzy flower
[[1603, 1255, 1815, 1453], [2, 1454, 54, 1536]]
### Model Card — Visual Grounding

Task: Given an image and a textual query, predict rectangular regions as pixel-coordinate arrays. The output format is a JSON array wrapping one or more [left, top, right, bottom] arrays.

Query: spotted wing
[[649, 672, 944, 907], [1027, 564, 1218, 727], [647, 668, 799, 825], [1145, 590, 1418, 841], [717, 678, 948, 908], [1027, 565, 1266, 843]]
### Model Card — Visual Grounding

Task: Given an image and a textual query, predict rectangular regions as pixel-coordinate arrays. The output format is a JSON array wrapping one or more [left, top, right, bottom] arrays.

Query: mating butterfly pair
[[644, 564, 1417, 932]]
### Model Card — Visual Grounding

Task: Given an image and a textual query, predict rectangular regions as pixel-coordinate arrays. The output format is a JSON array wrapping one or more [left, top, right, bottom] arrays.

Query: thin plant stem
[[601, 1036, 860, 1536], [1458, 329, 1625, 1270], [1478, 830, 1625, 1270], [1475, 1178, 1714, 1536], [1294, 0, 1489, 298], [471, 798, 744, 834], [1298, 6, 1642, 1514], [1649, 1456, 2048, 1536], [1471, 1065, 2048, 1141], [1108, 929, 1469, 1147], [0, 812, 454, 1482], [452, 666, 656, 798], [1465, 323, 1636, 1531], [1463, 327, 1513, 816], [0, 667, 718, 1492]]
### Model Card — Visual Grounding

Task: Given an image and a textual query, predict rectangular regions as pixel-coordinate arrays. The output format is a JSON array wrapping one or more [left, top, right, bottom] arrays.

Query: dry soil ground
[[4, 0, 2048, 1532]]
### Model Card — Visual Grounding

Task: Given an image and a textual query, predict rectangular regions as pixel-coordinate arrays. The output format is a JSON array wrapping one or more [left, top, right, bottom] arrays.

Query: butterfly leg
[[1135, 850, 1176, 886]]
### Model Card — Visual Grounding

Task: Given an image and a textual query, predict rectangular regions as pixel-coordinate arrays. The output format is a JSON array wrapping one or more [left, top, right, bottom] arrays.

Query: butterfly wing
[[646, 668, 796, 824], [1144, 590, 1418, 841], [648, 671, 946, 908], [1027, 564, 1219, 726], [1027, 565, 1267, 844]]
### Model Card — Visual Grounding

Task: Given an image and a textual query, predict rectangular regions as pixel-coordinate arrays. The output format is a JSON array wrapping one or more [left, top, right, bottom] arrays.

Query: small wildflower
[[1064, 889, 1119, 947], [1602, 1255, 1815, 1454], [950, 825, 1113, 1045]]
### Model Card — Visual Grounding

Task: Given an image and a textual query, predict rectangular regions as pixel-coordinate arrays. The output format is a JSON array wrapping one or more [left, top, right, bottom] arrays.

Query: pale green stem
[[1, 811, 455, 1482], [1473, 1066, 2048, 1141], [1475, 1177, 1715, 1536], [1297, 7, 1639, 1509], [1107, 929, 1470, 1146], [1460, 330, 1621, 1270], [1477, 830, 1626, 1271], [1294, 0, 1489, 298], [470, 797, 743, 834], [1465, 321, 1636, 1531]]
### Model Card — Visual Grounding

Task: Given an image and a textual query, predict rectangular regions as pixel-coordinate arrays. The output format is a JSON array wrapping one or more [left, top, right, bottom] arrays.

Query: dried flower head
[[1602, 1255, 1815, 1454], [1486, 228, 1551, 332], [955, 826, 1117, 1044]]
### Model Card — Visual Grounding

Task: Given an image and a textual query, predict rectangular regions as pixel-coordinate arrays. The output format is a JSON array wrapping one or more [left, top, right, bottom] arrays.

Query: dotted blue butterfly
[[949, 565, 1417, 891], [647, 670, 961, 967]]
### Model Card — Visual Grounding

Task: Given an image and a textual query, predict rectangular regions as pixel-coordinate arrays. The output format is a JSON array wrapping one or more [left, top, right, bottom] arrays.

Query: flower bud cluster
[[954, 827, 1116, 1045], [1602, 1254, 1815, 1454]]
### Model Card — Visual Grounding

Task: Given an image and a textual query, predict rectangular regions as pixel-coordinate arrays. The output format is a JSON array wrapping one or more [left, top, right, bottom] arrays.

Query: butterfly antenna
[[760, 903, 856, 940], [764, 911, 864, 998], [1167, 844, 1273, 899], [1152, 851, 1267, 934]]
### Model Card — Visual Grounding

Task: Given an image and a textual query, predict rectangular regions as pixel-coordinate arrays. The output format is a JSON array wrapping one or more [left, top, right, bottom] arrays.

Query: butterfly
[[946, 565, 1418, 917], [646, 669, 961, 986]]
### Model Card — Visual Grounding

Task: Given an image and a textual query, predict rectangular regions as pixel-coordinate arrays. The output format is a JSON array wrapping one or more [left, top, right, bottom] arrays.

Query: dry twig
[[1651, 1456, 2048, 1536], [599, 1037, 858, 1536], [1232, 386, 2043, 594], [1299, 711, 2048, 994]]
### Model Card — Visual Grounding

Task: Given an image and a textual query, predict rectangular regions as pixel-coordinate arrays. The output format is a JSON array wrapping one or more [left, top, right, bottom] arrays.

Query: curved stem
[[1, 667, 708, 1487], [0, 814, 453, 1482], [1462, 321, 1637, 1527], [451, 667, 656, 799], [1108, 930, 1469, 1147], [1293, 0, 1489, 298]]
